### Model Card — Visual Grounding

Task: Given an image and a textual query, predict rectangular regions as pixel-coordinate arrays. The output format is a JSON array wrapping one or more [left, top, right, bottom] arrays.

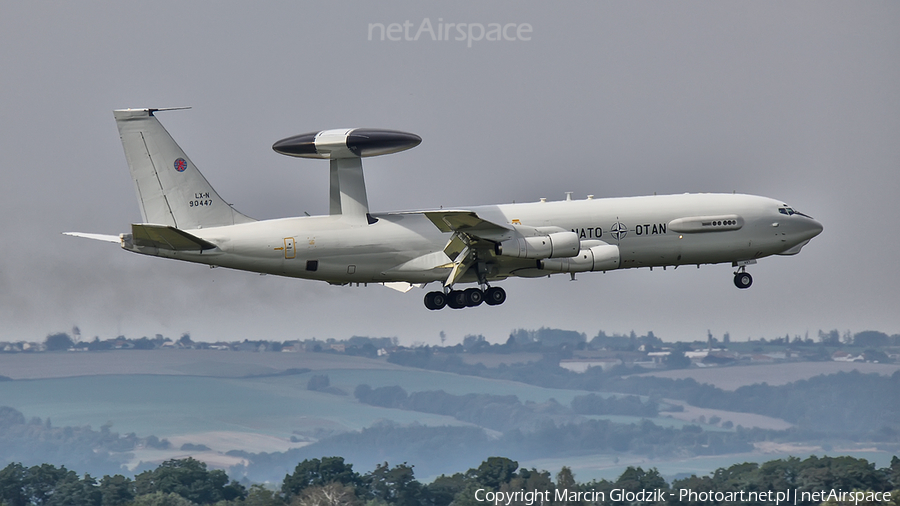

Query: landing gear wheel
[[424, 291, 447, 310], [447, 290, 467, 309], [733, 272, 753, 289], [464, 288, 484, 307], [484, 286, 507, 306]]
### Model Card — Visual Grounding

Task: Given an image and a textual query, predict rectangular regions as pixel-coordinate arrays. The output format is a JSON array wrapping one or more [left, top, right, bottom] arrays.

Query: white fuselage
[[126, 193, 823, 286], [65, 109, 822, 309]]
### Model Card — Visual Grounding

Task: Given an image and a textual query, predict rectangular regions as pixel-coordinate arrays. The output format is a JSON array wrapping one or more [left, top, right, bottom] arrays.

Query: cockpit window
[[779, 206, 813, 218]]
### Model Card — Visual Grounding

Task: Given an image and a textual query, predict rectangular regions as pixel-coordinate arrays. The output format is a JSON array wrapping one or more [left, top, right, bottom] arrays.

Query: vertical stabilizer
[[113, 108, 254, 229]]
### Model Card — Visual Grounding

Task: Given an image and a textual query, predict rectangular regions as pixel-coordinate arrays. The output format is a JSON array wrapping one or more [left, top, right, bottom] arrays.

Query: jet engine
[[495, 231, 580, 259], [540, 243, 620, 273]]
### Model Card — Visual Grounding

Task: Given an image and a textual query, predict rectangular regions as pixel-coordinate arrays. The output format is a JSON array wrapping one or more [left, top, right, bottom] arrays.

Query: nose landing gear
[[733, 268, 753, 289], [424, 285, 506, 310], [732, 260, 756, 289]]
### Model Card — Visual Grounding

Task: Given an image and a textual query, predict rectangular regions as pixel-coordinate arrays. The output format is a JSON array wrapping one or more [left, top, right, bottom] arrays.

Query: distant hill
[[1, 349, 897, 484], [0, 349, 403, 380], [634, 361, 900, 390]]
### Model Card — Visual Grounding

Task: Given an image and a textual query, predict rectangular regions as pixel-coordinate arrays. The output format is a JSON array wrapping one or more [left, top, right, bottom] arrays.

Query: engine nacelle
[[540, 244, 620, 273], [496, 231, 580, 259]]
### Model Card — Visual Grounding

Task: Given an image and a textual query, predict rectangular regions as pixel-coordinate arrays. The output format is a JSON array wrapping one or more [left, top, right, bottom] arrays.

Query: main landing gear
[[424, 286, 506, 310]]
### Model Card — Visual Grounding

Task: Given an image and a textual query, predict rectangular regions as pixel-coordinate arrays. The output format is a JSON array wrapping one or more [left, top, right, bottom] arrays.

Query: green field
[[0, 361, 597, 450], [0, 350, 606, 445]]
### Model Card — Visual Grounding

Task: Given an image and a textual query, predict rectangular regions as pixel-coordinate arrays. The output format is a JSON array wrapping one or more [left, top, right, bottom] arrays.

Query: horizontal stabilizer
[[131, 224, 217, 251], [63, 232, 121, 243]]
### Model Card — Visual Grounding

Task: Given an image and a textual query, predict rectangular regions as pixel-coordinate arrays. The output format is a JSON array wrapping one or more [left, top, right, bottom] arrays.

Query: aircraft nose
[[804, 217, 824, 239]]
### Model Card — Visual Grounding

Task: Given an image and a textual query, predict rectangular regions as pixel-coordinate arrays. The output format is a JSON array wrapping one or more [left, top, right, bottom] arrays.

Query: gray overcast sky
[[1, 1, 898, 345]]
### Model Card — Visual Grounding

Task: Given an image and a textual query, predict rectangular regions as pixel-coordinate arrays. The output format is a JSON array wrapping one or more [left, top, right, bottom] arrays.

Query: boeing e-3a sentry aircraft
[[66, 108, 823, 310]]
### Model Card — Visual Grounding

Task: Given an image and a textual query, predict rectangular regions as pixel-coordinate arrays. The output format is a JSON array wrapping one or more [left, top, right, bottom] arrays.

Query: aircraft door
[[283, 237, 296, 259]]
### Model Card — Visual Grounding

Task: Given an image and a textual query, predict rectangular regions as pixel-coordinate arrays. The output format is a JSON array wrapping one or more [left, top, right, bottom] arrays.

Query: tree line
[[353, 384, 661, 429], [233, 416, 754, 484], [0, 407, 172, 477], [1, 454, 898, 506], [25, 327, 900, 356]]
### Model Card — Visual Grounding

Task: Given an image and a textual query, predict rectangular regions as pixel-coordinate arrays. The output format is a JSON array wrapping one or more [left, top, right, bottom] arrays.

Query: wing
[[419, 210, 514, 287], [421, 210, 513, 240]]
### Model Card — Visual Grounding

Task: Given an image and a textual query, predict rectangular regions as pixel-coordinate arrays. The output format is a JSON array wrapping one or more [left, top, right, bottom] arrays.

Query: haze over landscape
[[1, 3, 899, 504], [1, 329, 898, 485]]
